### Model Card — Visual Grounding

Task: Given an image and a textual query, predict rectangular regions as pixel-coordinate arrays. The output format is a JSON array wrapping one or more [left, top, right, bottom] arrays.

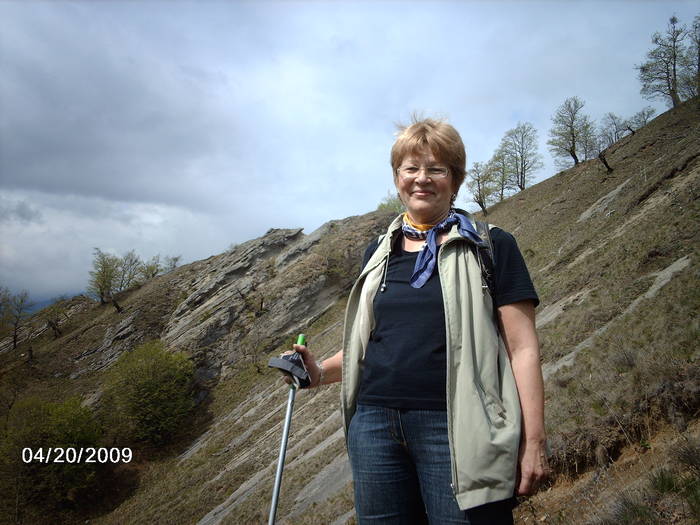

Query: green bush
[[102, 340, 194, 445], [0, 396, 102, 514], [376, 190, 404, 214]]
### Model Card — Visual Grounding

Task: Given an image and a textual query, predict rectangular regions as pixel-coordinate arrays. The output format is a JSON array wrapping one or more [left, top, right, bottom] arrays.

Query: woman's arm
[[497, 300, 550, 495], [288, 345, 343, 387]]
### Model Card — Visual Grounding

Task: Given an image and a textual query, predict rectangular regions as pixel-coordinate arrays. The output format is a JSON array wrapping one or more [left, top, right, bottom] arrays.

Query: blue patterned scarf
[[402, 210, 483, 288]]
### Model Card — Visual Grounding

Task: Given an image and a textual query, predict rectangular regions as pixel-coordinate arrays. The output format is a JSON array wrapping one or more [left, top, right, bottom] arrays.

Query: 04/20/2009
[[21, 447, 132, 464]]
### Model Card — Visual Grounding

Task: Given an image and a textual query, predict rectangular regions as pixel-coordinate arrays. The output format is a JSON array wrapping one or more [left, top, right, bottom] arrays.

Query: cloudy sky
[[1, 0, 697, 301]]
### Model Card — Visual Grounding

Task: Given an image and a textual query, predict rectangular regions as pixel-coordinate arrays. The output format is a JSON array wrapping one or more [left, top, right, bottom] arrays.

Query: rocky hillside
[[1, 98, 698, 525]]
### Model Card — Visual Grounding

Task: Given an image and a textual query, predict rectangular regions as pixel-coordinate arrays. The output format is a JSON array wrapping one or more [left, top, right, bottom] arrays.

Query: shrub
[[672, 438, 700, 474], [592, 492, 657, 525], [102, 340, 194, 445], [376, 190, 404, 214], [649, 467, 677, 494], [0, 397, 102, 514]]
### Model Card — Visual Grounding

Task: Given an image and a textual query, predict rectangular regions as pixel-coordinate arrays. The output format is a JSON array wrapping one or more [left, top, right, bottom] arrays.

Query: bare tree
[[547, 96, 595, 168], [43, 297, 68, 339], [679, 15, 700, 99], [627, 107, 657, 133], [0, 373, 23, 426], [637, 16, 688, 107], [8, 290, 32, 350], [499, 122, 543, 191], [598, 113, 629, 148], [466, 161, 497, 215], [0, 286, 10, 332]]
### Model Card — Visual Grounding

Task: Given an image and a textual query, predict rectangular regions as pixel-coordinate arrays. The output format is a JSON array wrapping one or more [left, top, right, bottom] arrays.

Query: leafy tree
[[486, 146, 515, 202], [547, 96, 595, 168], [636, 16, 688, 107], [102, 340, 194, 445], [466, 161, 496, 215], [0, 397, 102, 515], [579, 117, 599, 161], [163, 255, 182, 273], [376, 190, 404, 214], [139, 255, 162, 281], [88, 248, 120, 304], [499, 122, 543, 191], [117, 250, 143, 291]]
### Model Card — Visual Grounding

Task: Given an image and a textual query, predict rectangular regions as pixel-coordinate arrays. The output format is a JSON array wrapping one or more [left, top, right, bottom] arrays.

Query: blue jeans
[[347, 404, 514, 525]]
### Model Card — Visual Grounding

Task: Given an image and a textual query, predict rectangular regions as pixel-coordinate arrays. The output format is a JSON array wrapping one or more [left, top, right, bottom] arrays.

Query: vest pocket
[[476, 381, 508, 429]]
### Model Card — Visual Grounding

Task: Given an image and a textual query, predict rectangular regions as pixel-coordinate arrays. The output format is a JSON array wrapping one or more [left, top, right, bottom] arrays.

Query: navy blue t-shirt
[[356, 228, 538, 410]]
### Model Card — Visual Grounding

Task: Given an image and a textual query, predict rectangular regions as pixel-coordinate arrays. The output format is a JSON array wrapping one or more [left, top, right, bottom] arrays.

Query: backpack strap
[[474, 221, 496, 300], [474, 221, 500, 334]]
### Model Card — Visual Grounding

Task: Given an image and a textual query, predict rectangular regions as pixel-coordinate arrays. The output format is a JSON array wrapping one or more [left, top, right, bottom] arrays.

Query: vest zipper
[[438, 240, 460, 497]]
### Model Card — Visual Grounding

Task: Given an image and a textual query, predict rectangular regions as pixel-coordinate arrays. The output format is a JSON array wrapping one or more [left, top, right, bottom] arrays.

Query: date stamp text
[[22, 447, 132, 464]]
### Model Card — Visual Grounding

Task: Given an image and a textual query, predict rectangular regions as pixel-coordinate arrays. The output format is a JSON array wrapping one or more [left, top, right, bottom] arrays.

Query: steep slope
[[97, 100, 697, 525], [1, 99, 697, 525], [480, 98, 700, 524]]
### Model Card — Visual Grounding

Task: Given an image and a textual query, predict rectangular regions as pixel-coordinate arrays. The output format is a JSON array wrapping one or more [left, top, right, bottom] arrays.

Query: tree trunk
[[671, 90, 681, 107], [48, 320, 62, 339], [598, 152, 613, 173], [569, 146, 579, 165]]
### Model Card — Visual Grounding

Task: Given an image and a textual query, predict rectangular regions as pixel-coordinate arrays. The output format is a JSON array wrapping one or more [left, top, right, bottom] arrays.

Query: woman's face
[[394, 149, 454, 224]]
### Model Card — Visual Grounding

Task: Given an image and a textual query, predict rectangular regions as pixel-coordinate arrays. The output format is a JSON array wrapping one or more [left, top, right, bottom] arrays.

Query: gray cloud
[[0, 196, 43, 224], [0, 3, 239, 212], [1, 1, 697, 300]]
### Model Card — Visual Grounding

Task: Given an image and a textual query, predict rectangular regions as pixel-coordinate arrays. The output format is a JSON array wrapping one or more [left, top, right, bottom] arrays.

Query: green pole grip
[[296, 334, 306, 346]]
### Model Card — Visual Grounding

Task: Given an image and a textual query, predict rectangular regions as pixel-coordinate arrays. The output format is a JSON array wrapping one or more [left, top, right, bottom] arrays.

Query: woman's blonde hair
[[390, 116, 467, 193]]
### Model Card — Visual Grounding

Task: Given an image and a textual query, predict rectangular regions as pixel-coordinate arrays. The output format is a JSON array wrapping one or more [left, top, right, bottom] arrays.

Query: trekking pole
[[267, 334, 310, 525]]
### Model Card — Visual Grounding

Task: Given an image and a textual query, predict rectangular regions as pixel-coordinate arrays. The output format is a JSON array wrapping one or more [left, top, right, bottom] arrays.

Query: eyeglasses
[[396, 164, 450, 180]]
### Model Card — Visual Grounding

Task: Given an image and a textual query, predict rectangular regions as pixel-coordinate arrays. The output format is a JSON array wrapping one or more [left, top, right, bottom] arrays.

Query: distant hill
[[25, 292, 85, 314], [0, 97, 698, 525]]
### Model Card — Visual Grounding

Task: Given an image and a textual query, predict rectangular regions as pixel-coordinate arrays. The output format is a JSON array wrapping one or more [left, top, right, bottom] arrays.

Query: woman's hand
[[516, 438, 550, 495], [280, 344, 322, 388]]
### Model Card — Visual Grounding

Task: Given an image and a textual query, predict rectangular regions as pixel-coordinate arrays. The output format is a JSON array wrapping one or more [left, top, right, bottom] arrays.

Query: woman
[[286, 117, 548, 524]]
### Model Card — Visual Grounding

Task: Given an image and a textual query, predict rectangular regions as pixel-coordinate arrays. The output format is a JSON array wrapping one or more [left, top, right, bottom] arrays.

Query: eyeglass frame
[[395, 164, 451, 180]]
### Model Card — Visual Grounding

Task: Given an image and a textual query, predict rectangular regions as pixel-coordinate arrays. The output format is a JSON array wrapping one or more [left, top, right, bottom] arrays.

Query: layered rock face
[[160, 212, 394, 384]]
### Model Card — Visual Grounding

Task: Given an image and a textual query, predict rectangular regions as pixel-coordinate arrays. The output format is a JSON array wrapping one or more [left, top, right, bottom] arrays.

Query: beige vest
[[341, 212, 522, 510]]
